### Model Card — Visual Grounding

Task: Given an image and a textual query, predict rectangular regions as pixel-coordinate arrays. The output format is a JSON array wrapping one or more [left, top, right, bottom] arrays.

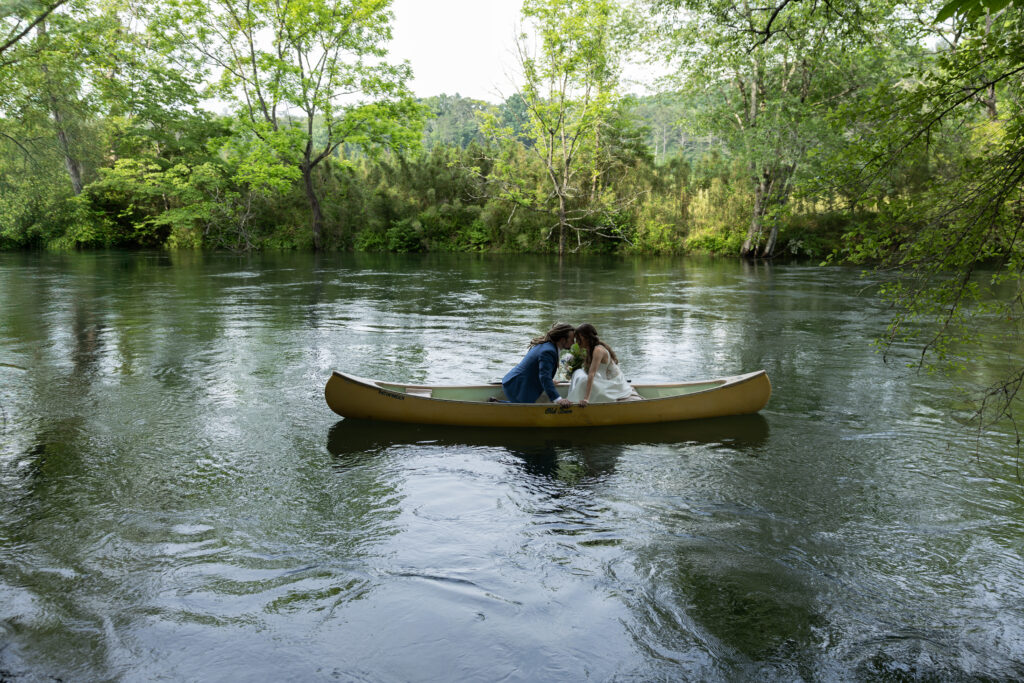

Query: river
[[1, 251, 1022, 681]]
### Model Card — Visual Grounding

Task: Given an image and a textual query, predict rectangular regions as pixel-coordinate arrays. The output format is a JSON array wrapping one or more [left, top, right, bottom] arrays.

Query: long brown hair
[[529, 322, 575, 348], [574, 322, 618, 367]]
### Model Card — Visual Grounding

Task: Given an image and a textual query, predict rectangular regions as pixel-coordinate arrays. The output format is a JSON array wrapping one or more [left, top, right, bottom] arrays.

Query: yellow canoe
[[324, 369, 771, 428]]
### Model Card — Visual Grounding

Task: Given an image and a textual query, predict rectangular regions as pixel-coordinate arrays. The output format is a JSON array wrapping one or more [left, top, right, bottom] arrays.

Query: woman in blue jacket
[[501, 323, 575, 406]]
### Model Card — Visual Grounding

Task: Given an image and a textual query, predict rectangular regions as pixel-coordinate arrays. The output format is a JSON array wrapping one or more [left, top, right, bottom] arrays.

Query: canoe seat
[[406, 387, 433, 398]]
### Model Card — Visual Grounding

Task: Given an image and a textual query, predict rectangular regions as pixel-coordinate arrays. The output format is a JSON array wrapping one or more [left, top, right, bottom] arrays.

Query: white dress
[[567, 358, 638, 403]]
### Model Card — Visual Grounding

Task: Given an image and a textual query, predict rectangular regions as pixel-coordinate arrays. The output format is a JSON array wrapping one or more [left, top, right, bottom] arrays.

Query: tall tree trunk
[[53, 109, 83, 195], [558, 192, 566, 256], [983, 12, 998, 120], [978, 87, 995, 120], [983, 83, 998, 120], [758, 163, 796, 258], [302, 163, 323, 251], [741, 169, 770, 258], [760, 217, 779, 258], [38, 21, 83, 195]]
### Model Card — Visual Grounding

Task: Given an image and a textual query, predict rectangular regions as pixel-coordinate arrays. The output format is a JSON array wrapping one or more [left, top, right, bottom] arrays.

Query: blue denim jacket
[[501, 341, 560, 403]]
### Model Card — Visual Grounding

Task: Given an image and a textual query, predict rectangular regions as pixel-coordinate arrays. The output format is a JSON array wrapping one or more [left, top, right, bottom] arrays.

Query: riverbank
[[0, 111, 857, 260]]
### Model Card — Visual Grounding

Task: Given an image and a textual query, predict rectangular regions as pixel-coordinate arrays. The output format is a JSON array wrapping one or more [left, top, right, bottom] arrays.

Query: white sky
[[388, 0, 525, 102]]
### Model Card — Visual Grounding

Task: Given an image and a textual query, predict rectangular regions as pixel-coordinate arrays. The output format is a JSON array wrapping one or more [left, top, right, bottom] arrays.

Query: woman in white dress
[[567, 323, 642, 406]]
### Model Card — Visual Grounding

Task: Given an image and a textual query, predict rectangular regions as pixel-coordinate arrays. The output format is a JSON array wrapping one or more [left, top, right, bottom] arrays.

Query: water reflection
[[328, 415, 769, 453], [6, 251, 1024, 680], [329, 414, 767, 453], [327, 415, 769, 485]]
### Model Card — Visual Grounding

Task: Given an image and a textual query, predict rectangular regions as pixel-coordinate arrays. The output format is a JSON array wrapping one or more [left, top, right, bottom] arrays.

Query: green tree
[[480, 0, 625, 255], [643, 0, 910, 258], [830, 0, 1024, 427], [1, 2, 104, 197], [0, 0, 67, 61], [170, 0, 424, 250], [421, 94, 490, 149], [0, 0, 204, 247]]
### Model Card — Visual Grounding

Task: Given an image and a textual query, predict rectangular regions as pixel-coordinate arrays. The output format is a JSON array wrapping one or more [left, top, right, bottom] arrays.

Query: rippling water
[[2, 251, 1024, 681]]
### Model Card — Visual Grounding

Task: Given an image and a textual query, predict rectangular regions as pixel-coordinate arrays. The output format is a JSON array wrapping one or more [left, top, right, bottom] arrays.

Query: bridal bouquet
[[560, 342, 586, 381]]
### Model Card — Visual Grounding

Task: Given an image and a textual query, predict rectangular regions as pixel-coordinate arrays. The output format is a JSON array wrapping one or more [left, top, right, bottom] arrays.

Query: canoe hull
[[324, 370, 771, 428]]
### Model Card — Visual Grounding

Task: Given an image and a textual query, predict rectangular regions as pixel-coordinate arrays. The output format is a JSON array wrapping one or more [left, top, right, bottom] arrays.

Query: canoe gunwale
[[335, 370, 760, 407]]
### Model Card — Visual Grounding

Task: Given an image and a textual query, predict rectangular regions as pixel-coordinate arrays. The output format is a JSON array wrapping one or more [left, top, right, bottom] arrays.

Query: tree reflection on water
[[326, 414, 770, 480]]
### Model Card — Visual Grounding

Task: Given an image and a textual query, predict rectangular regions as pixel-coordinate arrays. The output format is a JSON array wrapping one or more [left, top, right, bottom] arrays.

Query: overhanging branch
[[0, 0, 68, 58]]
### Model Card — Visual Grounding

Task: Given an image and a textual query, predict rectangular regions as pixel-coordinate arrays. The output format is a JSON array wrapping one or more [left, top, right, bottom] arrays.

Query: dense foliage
[[832, 0, 1024, 428], [0, 0, 1020, 268], [0, 0, 875, 257]]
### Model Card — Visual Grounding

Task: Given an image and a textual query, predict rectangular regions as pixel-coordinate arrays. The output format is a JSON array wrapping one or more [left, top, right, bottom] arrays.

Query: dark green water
[[1, 251, 1023, 681]]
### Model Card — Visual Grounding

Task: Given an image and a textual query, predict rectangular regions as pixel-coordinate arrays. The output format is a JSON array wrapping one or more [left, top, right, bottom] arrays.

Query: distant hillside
[[419, 92, 722, 161]]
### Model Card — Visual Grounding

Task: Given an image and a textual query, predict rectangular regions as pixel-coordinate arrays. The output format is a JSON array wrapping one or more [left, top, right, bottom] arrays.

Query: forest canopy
[[0, 0, 1019, 265]]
